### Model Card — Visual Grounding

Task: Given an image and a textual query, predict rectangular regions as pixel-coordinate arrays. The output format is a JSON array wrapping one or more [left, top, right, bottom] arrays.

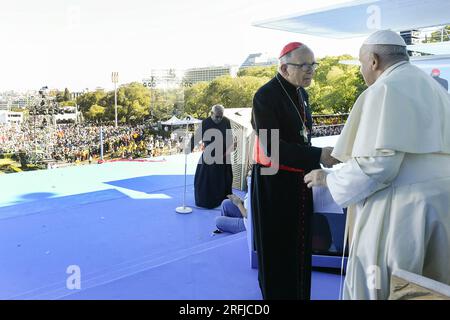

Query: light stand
[[112, 72, 119, 127], [176, 123, 192, 214]]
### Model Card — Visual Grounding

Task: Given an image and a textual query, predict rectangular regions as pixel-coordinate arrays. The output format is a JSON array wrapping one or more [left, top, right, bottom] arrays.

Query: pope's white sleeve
[[326, 151, 405, 207]]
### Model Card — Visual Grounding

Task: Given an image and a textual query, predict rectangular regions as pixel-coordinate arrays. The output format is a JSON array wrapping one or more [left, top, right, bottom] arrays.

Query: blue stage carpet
[[0, 153, 342, 300]]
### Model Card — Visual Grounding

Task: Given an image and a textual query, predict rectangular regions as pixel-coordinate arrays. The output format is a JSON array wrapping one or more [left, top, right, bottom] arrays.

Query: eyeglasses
[[286, 62, 319, 72]]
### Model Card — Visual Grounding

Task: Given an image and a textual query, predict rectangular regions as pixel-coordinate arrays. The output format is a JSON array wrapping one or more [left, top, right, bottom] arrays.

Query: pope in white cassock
[[304, 30, 450, 300]]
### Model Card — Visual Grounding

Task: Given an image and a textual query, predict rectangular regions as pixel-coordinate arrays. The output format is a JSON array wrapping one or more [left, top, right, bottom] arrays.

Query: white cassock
[[327, 61, 450, 300]]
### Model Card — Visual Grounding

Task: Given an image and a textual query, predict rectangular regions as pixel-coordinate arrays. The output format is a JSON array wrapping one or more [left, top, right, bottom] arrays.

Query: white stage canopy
[[178, 115, 202, 125], [408, 42, 450, 55], [161, 115, 201, 126], [161, 115, 183, 126], [253, 0, 450, 39]]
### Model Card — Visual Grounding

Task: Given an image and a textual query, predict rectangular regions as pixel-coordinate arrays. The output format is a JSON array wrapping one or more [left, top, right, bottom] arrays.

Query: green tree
[[86, 104, 105, 121], [182, 58, 365, 118], [101, 90, 124, 123], [60, 101, 76, 107], [237, 65, 277, 78], [235, 76, 268, 106], [308, 55, 366, 114], [184, 82, 210, 118], [424, 25, 450, 43], [55, 91, 64, 103], [183, 69, 273, 118], [235, 62, 365, 114], [202, 76, 235, 108], [63, 88, 71, 101], [77, 90, 106, 114], [54, 88, 72, 103], [116, 82, 151, 123], [147, 88, 178, 121], [75, 58, 366, 124]]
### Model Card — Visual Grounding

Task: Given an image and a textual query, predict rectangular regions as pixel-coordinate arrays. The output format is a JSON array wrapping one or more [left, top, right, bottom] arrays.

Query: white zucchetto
[[363, 29, 407, 47]]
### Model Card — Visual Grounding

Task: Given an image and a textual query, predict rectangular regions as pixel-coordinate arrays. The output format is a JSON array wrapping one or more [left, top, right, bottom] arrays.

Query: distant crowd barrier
[[312, 113, 349, 127], [98, 158, 167, 164]]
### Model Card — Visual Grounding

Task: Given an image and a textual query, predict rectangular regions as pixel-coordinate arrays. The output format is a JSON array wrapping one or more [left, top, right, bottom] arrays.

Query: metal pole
[[75, 103, 78, 124], [176, 123, 192, 214], [183, 150, 188, 206], [114, 82, 118, 127], [112, 72, 118, 127], [100, 126, 104, 161]]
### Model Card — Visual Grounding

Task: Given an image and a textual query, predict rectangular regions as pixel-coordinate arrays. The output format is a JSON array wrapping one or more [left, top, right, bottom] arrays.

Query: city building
[[400, 29, 422, 45], [182, 65, 238, 85], [1, 91, 38, 110], [0, 99, 10, 111], [239, 52, 278, 72], [0, 111, 23, 124], [11, 97, 30, 109]]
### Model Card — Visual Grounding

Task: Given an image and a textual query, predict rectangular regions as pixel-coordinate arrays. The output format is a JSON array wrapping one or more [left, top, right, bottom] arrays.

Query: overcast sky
[[0, 0, 364, 92]]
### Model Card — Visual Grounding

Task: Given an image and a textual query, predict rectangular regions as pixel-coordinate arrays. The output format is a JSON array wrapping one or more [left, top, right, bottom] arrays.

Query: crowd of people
[[311, 115, 347, 137], [311, 124, 344, 137], [0, 123, 186, 166], [0, 116, 345, 170], [312, 114, 349, 126]]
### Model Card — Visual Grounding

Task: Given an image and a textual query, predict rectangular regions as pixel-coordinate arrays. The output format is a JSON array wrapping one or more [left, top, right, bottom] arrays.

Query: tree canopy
[[183, 75, 269, 118], [308, 55, 366, 114], [424, 25, 450, 43], [76, 55, 366, 123], [184, 55, 365, 117]]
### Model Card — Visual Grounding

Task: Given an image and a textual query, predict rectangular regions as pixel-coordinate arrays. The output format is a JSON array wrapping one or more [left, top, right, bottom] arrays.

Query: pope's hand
[[320, 147, 340, 168], [304, 169, 328, 188]]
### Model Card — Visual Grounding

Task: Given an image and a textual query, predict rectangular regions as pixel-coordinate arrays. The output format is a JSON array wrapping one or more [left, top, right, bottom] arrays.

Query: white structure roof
[[160, 115, 182, 126], [253, 0, 450, 39]]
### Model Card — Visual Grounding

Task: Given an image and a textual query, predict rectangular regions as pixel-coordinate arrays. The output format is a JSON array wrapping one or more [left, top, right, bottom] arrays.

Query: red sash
[[253, 136, 304, 173]]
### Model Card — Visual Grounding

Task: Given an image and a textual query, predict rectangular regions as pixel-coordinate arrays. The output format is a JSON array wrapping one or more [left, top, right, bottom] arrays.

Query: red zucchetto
[[431, 68, 441, 76], [279, 42, 303, 59]]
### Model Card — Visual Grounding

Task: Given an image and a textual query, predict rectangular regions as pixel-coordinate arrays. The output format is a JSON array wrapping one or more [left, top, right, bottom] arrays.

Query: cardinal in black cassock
[[251, 43, 326, 300], [190, 105, 233, 209]]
